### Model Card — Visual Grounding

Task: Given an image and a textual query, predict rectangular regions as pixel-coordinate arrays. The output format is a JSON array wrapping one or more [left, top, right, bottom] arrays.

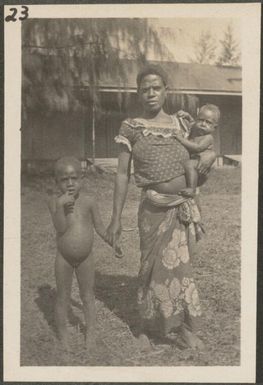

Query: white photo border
[[4, 2, 261, 382]]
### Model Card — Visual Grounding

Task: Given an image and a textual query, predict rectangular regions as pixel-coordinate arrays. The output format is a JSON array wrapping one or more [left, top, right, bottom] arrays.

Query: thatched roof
[[22, 53, 242, 114]]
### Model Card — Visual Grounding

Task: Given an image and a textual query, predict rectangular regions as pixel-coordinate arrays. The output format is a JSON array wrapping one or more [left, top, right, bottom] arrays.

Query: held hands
[[105, 218, 123, 258]]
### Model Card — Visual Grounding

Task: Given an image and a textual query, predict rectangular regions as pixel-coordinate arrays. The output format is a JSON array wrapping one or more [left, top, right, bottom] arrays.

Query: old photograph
[[4, 3, 260, 383]]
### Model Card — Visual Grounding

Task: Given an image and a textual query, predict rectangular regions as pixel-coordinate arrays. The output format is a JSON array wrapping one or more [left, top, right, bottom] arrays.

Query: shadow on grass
[[95, 272, 140, 336], [95, 272, 183, 345], [35, 284, 84, 334], [36, 277, 163, 343]]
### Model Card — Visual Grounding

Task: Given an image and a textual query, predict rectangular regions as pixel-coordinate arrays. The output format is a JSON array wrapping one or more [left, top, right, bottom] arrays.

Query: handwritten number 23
[[5, 6, 29, 22]]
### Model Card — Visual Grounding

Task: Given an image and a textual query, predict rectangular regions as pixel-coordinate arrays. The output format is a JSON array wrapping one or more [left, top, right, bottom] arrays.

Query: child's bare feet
[[137, 333, 152, 352], [180, 326, 205, 350], [178, 188, 195, 198]]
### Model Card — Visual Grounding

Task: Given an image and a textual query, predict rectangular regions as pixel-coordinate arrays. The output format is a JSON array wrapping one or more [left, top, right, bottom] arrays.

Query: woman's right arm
[[106, 144, 132, 247]]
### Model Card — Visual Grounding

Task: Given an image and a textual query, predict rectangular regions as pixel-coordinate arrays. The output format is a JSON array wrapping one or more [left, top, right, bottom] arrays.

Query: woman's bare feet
[[137, 333, 152, 352], [180, 326, 205, 350]]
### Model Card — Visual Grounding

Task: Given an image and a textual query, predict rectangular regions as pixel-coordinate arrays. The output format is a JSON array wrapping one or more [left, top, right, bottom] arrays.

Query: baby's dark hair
[[54, 156, 82, 178], [136, 64, 168, 88], [199, 104, 221, 123]]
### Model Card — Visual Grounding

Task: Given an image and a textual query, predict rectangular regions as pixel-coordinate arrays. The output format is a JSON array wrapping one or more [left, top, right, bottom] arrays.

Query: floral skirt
[[137, 194, 202, 335]]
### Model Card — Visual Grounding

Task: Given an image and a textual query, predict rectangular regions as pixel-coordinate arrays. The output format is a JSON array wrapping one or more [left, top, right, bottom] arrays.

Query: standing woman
[[106, 65, 215, 350]]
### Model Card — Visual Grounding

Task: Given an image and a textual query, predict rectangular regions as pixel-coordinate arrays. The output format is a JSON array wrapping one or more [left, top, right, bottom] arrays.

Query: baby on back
[[176, 104, 220, 197]]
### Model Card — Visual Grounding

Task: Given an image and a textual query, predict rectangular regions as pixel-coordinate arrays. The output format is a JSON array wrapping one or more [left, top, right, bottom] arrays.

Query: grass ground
[[21, 167, 241, 366]]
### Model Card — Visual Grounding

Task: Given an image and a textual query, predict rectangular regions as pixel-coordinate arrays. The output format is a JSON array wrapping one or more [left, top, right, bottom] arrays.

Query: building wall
[[91, 111, 126, 158], [220, 97, 242, 155], [21, 92, 241, 163]]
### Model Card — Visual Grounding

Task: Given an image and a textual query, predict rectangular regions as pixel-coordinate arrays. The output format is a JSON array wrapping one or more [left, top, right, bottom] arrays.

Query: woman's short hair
[[136, 64, 168, 88]]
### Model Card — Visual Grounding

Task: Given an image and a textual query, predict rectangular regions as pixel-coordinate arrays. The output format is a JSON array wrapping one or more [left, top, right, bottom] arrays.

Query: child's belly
[[150, 175, 186, 194], [57, 223, 93, 264]]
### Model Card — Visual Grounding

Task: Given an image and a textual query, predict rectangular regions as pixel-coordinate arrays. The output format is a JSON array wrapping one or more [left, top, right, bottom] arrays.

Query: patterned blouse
[[115, 115, 190, 187]]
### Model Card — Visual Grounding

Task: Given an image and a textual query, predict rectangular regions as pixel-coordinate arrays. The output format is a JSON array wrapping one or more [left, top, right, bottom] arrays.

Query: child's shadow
[[35, 285, 83, 334], [36, 274, 143, 338], [95, 272, 139, 336]]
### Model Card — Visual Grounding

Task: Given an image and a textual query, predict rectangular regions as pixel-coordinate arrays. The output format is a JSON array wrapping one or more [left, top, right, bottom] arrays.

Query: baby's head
[[54, 156, 83, 197], [195, 104, 220, 135]]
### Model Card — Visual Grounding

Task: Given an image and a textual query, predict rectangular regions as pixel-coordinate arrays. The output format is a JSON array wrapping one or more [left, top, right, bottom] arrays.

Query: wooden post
[[83, 107, 88, 165], [92, 99, 96, 166]]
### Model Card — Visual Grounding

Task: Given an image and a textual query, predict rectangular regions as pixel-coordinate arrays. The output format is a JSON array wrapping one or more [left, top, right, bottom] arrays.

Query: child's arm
[[90, 197, 123, 258], [47, 193, 73, 234], [90, 197, 107, 240], [175, 134, 213, 154]]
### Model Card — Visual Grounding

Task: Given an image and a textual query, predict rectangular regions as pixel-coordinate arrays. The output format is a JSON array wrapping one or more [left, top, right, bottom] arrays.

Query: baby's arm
[[175, 134, 213, 154], [176, 110, 195, 125], [47, 193, 73, 234]]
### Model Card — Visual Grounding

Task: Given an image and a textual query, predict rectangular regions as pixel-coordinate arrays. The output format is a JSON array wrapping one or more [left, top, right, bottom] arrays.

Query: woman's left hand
[[105, 217, 122, 249], [197, 151, 216, 175]]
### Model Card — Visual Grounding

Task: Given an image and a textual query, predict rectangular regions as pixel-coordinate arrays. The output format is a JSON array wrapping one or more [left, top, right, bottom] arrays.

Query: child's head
[[195, 104, 220, 135], [55, 157, 83, 197]]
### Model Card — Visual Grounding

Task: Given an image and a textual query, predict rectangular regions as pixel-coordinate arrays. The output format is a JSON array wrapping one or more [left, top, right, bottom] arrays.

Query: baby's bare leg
[[55, 252, 74, 349], [179, 159, 199, 197], [75, 254, 96, 348]]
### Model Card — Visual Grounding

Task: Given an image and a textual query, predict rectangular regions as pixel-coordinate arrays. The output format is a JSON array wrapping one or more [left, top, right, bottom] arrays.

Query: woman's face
[[138, 74, 167, 114]]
